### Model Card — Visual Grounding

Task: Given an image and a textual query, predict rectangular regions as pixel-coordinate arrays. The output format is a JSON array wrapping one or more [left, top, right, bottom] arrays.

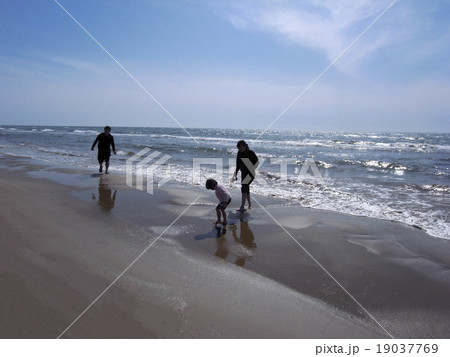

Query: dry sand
[[0, 155, 449, 338]]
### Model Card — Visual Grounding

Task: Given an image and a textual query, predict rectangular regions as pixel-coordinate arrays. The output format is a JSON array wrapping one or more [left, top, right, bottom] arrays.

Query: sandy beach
[[1, 154, 449, 339]]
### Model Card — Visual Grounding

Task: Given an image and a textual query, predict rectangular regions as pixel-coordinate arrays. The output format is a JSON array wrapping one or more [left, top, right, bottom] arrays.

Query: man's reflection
[[92, 177, 117, 212]]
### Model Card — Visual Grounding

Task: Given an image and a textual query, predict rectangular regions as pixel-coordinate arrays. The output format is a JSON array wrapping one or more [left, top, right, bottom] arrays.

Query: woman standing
[[233, 140, 259, 211]]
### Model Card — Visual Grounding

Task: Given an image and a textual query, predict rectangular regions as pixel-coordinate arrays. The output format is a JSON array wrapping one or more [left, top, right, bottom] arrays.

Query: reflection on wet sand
[[214, 226, 228, 260], [212, 221, 256, 267], [92, 177, 117, 212], [231, 221, 256, 267]]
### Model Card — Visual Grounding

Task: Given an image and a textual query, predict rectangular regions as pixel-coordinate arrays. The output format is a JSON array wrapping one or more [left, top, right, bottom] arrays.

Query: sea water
[[0, 125, 448, 239]]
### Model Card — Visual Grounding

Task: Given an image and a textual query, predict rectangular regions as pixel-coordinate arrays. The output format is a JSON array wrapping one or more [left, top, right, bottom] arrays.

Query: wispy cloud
[[215, 0, 400, 73], [36, 54, 104, 73], [0, 54, 106, 84]]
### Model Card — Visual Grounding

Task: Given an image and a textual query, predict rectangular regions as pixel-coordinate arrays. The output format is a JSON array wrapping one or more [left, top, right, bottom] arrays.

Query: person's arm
[[91, 135, 100, 150], [111, 136, 116, 154]]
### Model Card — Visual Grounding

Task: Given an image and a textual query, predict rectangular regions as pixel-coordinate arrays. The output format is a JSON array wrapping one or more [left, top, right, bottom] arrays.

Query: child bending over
[[205, 178, 231, 226]]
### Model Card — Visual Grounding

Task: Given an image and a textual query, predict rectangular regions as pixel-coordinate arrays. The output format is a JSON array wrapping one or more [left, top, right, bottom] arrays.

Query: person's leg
[[239, 193, 246, 210], [215, 207, 221, 224], [239, 184, 249, 210], [221, 208, 227, 225], [105, 155, 110, 174], [246, 177, 254, 209], [97, 156, 103, 173], [97, 150, 105, 173]]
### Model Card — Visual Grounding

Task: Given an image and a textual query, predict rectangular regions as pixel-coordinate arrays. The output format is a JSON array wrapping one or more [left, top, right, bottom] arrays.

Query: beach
[[1, 154, 449, 338], [2, 0, 449, 345]]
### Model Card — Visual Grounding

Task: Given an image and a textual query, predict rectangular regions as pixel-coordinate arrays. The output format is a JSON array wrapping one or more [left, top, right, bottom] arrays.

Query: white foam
[[73, 129, 98, 134]]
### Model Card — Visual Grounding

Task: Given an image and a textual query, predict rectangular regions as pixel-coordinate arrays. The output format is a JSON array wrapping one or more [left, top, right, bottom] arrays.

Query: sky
[[0, 0, 449, 132]]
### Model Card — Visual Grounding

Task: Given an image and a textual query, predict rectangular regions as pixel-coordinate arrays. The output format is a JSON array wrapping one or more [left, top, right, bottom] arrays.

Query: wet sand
[[0, 155, 449, 338]]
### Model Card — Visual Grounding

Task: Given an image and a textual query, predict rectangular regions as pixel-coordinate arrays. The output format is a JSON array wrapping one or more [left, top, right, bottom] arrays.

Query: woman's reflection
[[214, 220, 256, 267], [231, 220, 256, 267], [214, 226, 228, 260]]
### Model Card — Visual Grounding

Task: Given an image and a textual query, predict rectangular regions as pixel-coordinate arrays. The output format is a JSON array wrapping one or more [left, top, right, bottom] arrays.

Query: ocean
[[1, 125, 449, 239]]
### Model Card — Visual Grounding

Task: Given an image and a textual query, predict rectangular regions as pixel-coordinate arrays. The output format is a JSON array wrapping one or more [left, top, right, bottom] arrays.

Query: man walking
[[91, 126, 116, 174]]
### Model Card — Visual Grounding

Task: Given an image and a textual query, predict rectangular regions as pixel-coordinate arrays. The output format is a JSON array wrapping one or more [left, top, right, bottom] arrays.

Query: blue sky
[[1, 0, 449, 132]]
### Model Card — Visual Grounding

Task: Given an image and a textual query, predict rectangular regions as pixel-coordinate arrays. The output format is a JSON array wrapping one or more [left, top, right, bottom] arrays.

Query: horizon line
[[0, 124, 448, 135]]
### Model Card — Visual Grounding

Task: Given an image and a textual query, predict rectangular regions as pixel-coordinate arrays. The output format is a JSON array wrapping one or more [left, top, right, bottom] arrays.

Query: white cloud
[[217, 0, 400, 73]]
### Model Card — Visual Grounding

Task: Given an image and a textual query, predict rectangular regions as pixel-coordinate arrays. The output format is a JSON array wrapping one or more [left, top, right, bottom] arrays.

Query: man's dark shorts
[[97, 150, 111, 163], [216, 198, 231, 210]]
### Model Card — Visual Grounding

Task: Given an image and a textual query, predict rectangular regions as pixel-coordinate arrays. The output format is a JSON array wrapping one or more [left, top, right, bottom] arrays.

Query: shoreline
[[1, 154, 449, 338], [1, 126, 448, 241]]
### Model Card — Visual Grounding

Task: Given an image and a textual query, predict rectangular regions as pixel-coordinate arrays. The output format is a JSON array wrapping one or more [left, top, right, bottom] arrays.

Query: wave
[[123, 133, 450, 154], [340, 159, 409, 171], [269, 138, 450, 153], [406, 183, 450, 194], [432, 171, 448, 177], [116, 150, 136, 156], [4, 127, 449, 153], [363, 160, 407, 171], [316, 160, 334, 169], [247, 178, 449, 240], [37, 147, 78, 157], [73, 129, 98, 134], [111, 133, 149, 137], [149, 134, 241, 144]]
